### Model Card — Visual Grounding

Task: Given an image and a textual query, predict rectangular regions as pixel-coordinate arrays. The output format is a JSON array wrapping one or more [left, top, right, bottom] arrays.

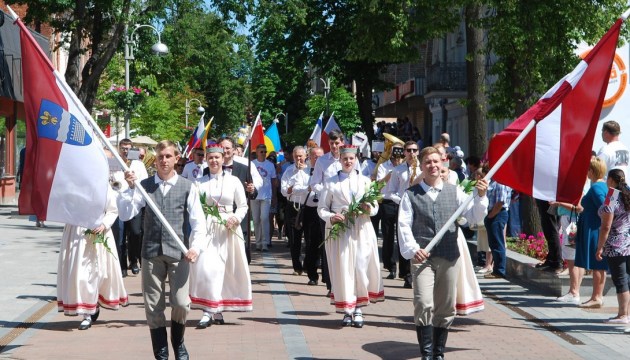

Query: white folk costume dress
[[318, 170, 384, 313], [57, 189, 128, 315], [190, 171, 253, 313], [446, 172, 484, 315]]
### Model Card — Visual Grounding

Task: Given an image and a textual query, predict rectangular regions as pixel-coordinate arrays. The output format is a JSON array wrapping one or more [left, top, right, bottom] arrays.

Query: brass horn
[[371, 133, 405, 179]]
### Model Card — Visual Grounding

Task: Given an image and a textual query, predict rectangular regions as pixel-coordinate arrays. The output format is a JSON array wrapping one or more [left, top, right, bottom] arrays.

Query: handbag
[[294, 191, 310, 231], [565, 206, 578, 246]]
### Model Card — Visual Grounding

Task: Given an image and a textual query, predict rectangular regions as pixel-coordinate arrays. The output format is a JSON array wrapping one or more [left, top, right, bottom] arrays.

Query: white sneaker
[[476, 267, 492, 274], [556, 293, 580, 305]]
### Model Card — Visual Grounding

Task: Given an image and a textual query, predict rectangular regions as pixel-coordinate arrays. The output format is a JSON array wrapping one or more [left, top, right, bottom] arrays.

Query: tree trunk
[[65, 0, 130, 112], [354, 78, 375, 141], [464, 4, 487, 159]]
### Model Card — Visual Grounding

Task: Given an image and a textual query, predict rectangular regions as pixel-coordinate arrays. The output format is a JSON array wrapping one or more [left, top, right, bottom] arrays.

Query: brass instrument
[[109, 173, 122, 191], [371, 133, 405, 180], [143, 150, 157, 176]]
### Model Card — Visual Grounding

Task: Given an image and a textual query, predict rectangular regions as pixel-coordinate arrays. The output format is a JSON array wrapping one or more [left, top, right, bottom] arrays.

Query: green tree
[[484, 0, 627, 235]]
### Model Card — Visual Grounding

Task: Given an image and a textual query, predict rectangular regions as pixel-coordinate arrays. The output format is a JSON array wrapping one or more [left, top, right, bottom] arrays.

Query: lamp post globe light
[[185, 98, 205, 129], [124, 24, 169, 138], [318, 77, 331, 116], [275, 112, 287, 133]]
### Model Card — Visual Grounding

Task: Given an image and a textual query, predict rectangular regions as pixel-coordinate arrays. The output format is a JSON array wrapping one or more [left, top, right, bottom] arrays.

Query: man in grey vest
[[118, 140, 206, 360], [398, 146, 488, 360]]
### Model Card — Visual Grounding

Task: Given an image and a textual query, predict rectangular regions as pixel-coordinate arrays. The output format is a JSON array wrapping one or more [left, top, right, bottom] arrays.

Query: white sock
[[354, 309, 362, 315]]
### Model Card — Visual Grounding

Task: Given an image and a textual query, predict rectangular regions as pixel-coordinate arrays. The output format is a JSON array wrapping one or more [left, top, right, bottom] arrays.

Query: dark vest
[[406, 183, 460, 261], [141, 176, 191, 260]]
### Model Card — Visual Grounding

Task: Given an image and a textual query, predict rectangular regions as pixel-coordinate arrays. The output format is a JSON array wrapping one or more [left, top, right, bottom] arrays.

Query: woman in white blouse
[[318, 145, 384, 328], [190, 144, 252, 328]]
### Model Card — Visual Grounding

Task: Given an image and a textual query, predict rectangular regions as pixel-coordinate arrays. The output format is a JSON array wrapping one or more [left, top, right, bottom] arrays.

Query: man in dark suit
[[203, 137, 257, 263]]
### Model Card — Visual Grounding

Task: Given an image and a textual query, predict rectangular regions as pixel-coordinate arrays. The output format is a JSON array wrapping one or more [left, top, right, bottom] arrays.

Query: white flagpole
[[424, 119, 536, 253], [8, 6, 189, 254]]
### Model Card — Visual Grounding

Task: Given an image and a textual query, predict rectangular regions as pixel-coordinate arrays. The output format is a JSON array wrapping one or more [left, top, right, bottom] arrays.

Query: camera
[[127, 148, 141, 160]]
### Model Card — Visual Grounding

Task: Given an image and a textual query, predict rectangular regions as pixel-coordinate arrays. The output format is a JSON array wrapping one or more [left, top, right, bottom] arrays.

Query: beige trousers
[[142, 255, 191, 329], [411, 256, 461, 328]]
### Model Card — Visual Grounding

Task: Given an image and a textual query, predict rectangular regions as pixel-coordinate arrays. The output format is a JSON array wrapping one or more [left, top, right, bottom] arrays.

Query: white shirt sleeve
[[397, 191, 420, 260], [116, 187, 146, 221], [458, 187, 489, 225], [309, 158, 325, 193], [186, 184, 207, 252], [280, 167, 293, 198]]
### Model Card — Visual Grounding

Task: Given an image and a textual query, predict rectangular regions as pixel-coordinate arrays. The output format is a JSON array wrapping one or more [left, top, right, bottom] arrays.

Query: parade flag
[[488, 18, 623, 203], [309, 111, 324, 146], [604, 187, 620, 207], [321, 112, 340, 153], [196, 116, 214, 152], [185, 113, 205, 154], [247, 111, 265, 153], [264, 121, 282, 153], [15, 15, 108, 228]]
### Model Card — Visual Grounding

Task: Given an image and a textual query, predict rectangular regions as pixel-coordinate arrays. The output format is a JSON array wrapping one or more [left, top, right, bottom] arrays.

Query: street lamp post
[[274, 112, 287, 133], [318, 78, 331, 116], [185, 98, 205, 129], [124, 24, 169, 138]]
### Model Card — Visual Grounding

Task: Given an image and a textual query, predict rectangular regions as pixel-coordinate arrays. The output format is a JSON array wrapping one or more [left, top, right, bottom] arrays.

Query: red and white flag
[[604, 187, 621, 207], [321, 113, 341, 153], [488, 18, 623, 203], [245, 111, 265, 153], [16, 16, 109, 228], [309, 111, 324, 146]]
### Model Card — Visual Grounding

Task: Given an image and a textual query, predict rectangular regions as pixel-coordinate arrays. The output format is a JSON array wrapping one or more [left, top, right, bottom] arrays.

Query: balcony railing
[[427, 62, 467, 92]]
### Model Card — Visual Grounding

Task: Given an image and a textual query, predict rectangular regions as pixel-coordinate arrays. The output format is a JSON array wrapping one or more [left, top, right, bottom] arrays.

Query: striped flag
[[488, 18, 623, 203]]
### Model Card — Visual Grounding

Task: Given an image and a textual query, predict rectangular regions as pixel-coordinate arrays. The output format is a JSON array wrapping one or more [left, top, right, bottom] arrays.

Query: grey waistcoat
[[406, 183, 460, 261], [141, 176, 191, 260]]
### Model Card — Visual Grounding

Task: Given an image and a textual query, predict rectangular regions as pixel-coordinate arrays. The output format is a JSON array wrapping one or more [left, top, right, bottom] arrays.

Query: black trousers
[[285, 202, 304, 272], [319, 218, 331, 289], [381, 200, 399, 272], [303, 205, 324, 282], [112, 217, 126, 271], [371, 205, 383, 237], [125, 211, 143, 267], [536, 199, 563, 268]]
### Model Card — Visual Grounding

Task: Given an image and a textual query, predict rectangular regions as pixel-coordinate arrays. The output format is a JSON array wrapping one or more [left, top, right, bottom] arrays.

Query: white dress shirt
[[397, 180, 488, 260], [281, 164, 318, 207], [383, 161, 422, 204]]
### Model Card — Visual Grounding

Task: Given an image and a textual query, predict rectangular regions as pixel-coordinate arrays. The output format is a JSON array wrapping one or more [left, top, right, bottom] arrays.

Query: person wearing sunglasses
[[383, 141, 421, 288], [181, 147, 208, 182]]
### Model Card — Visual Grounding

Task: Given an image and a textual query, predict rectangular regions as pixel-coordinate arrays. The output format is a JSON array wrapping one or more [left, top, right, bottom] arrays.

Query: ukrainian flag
[[264, 121, 282, 154]]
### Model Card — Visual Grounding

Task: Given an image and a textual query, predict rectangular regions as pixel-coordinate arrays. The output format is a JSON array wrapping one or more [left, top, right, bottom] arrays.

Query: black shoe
[[131, 264, 140, 275], [171, 322, 189, 360], [197, 314, 212, 329], [213, 313, 225, 325], [78, 318, 91, 330], [122, 270, 128, 278], [150, 327, 169, 360], [326, 290, 331, 297], [535, 262, 551, 269], [403, 275, 412, 289], [90, 307, 100, 322], [386, 271, 396, 279], [307, 280, 318, 286]]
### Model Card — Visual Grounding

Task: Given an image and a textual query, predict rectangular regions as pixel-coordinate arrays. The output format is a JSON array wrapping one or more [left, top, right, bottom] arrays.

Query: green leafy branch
[[325, 180, 385, 243], [200, 192, 244, 241], [83, 229, 117, 259], [458, 179, 477, 195]]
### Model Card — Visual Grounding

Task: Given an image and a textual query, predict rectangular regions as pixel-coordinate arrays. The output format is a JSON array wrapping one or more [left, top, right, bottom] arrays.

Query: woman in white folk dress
[[57, 187, 129, 330], [318, 145, 384, 328], [190, 144, 252, 328]]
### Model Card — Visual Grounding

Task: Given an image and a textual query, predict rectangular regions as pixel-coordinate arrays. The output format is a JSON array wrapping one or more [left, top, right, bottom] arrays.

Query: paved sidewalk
[[1, 206, 630, 359]]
